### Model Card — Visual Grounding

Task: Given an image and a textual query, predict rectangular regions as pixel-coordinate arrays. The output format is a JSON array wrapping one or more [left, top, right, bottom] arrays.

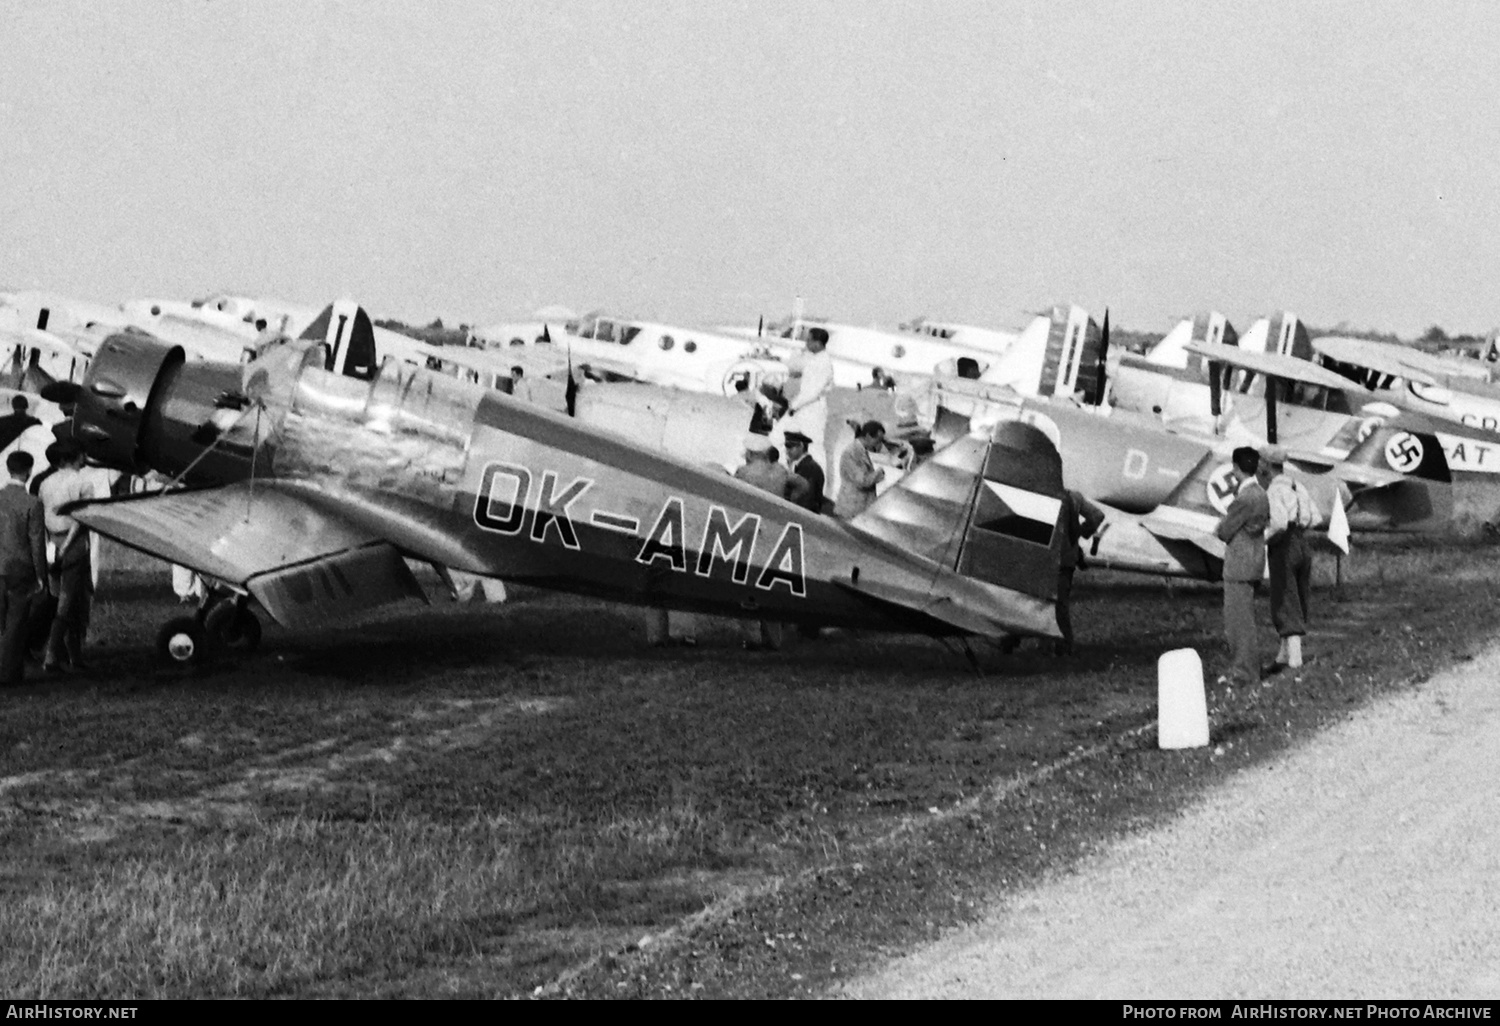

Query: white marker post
[[1157, 648, 1210, 749]]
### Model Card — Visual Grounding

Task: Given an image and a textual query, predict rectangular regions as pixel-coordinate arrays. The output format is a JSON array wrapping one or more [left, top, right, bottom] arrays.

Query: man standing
[[37, 440, 97, 673], [782, 430, 826, 514], [0, 452, 46, 686], [1214, 446, 1270, 686], [834, 420, 887, 520], [779, 327, 833, 468], [1263, 445, 1318, 671], [735, 434, 810, 506], [1055, 488, 1106, 657], [509, 365, 533, 403], [733, 435, 810, 650], [0, 396, 41, 451]]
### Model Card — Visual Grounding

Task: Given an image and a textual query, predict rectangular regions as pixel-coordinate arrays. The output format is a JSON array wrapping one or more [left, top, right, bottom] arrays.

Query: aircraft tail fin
[[1239, 311, 1311, 360], [1344, 422, 1451, 484], [1160, 450, 1244, 521], [852, 421, 1066, 605], [1340, 422, 1453, 532], [1145, 311, 1237, 374], [298, 300, 378, 380], [980, 304, 1105, 402]]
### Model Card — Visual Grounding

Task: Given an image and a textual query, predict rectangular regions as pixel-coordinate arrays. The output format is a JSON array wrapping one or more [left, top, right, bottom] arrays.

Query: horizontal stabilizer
[[1139, 507, 1226, 558], [833, 576, 1002, 638]]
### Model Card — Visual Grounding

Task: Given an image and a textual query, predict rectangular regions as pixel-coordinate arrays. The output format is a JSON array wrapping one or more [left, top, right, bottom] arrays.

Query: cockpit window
[[619, 324, 642, 346], [594, 320, 616, 343]]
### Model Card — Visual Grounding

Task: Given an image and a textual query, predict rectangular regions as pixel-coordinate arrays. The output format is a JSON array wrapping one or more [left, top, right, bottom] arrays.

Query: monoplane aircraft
[[477, 311, 788, 399], [61, 311, 1071, 665]]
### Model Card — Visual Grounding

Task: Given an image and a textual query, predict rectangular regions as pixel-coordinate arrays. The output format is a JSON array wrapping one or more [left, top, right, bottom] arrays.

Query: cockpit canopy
[[567, 313, 643, 346]]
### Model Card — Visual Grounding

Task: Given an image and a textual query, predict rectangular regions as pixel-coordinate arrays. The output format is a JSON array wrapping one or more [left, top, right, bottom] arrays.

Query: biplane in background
[[59, 307, 1072, 665], [1313, 334, 1500, 438]]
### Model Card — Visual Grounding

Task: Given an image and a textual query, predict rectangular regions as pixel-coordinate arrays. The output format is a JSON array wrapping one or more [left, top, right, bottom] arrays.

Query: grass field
[[1, 540, 1496, 998]]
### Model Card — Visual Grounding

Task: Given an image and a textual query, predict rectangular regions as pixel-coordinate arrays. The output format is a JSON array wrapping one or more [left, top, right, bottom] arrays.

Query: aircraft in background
[[928, 373, 1454, 580], [748, 304, 1109, 405], [1111, 311, 1317, 432], [1314, 335, 1500, 437], [753, 311, 1009, 388], [476, 311, 790, 399], [60, 309, 1071, 665], [897, 316, 1021, 359]]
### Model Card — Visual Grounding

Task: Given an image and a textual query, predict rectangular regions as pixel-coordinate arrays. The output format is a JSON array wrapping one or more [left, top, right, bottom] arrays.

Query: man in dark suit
[[1055, 488, 1106, 657], [1214, 446, 1271, 686], [0, 451, 47, 686], [782, 430, 826, 514], [0, 395, 42, 452]]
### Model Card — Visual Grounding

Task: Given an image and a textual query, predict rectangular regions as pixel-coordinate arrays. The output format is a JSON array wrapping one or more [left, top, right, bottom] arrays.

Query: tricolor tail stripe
[[974, 480, 1061, 547]]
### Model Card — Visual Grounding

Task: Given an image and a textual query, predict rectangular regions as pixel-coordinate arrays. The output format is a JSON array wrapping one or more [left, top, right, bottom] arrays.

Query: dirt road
[[845, 644, 1500, 999]]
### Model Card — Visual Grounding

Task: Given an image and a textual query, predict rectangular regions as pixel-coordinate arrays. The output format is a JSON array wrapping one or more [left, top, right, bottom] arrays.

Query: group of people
[[1214, 443, 1319, 685], [0, 435, 99, 685], [731, 419, 892, 520]]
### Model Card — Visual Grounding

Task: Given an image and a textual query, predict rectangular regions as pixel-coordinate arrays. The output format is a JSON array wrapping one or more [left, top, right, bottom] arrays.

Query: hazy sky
[[3, 0, 1497, 336]]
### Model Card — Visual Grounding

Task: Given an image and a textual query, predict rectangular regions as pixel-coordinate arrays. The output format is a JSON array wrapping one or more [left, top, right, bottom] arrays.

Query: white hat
[[1260, 443, 1288, 466], [743, 433, 772, 453]]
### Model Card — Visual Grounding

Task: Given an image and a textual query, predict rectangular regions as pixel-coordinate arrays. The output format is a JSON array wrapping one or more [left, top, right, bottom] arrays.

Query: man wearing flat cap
[[1262, 444, 1319, 671], [781, 430, 826, 514], [1214, 445, 1270, 686]]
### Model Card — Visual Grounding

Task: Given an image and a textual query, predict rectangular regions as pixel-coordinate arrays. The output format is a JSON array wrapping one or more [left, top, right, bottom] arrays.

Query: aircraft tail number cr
[[472, 461, 806, 597]]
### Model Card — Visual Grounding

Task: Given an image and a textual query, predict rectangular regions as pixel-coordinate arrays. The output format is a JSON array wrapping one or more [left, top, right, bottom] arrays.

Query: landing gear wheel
[[204, 603, 262, 653], [156, 617, 207, 666]]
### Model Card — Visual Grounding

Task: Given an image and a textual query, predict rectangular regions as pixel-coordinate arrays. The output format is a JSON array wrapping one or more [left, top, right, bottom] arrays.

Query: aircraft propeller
[[1095, 308, 1110, 406], [40, 380, 82, 405]]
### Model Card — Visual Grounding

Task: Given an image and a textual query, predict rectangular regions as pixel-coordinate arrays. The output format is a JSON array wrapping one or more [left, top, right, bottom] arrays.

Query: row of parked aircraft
[[2, 285, 1496, 666]]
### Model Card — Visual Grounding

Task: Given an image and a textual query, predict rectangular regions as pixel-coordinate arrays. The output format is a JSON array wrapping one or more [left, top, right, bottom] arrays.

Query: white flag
[[1328, 492, 1351, 554]]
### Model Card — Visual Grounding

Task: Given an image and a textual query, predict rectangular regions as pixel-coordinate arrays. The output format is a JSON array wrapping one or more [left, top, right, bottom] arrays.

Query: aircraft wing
[[1186, 340, 1368, 390], [68, 483, 425, 626], [1311, 337, 1439, 385], [0, 321, 87, 359], [430, 341, 571, 380]]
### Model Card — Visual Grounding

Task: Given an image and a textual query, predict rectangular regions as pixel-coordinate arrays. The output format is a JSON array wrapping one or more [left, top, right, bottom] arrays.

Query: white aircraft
[[754, 313, 1007, 389], [897, 317, 1021, 358], [1314, 335, 1500, 438], [477, 310, 789, 399], [1112, 311, 1316, 432], [0, 305, 96, 389], [746, 304, 1108, 405]]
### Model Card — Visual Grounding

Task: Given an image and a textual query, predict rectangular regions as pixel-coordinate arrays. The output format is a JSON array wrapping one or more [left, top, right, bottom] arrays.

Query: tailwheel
[[156, 617, 207, 666], [204, 601, 263, 654]]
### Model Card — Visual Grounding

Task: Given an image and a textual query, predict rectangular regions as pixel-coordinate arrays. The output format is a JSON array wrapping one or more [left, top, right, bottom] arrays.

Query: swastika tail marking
[[1384, 432, 1424, 474]]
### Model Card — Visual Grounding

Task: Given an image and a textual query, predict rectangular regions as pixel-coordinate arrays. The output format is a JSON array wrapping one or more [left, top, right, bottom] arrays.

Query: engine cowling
[[76, 329, 253, 484]]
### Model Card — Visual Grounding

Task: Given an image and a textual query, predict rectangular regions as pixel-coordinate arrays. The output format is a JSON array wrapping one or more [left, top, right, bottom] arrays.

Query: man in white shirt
[[1263, 445, 1319, 670], [779, 328, 833, 468], [37, 441, 97, 672]]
